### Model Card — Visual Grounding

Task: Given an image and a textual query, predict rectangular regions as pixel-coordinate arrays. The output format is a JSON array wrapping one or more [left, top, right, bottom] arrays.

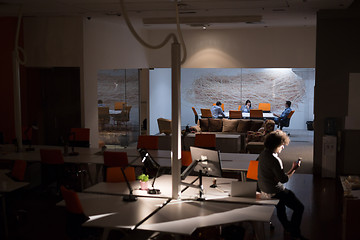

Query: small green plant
[[137, 174, 149, 182]]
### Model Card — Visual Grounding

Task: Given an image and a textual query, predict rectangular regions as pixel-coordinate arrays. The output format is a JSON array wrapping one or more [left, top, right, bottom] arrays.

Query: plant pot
[[140, 181, 148, 190]]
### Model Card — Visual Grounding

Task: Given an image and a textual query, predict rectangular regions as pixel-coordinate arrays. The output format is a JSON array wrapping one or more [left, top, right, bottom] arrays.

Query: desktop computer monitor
[[189, 146, 222, 178]]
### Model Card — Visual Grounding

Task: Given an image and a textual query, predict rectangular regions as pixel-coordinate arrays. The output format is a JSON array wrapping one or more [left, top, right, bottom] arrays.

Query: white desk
[[199, 112, 274, 119], [138, 200, 274, 238], [83, 175, 278, 207], [59, 192, 274, 240]]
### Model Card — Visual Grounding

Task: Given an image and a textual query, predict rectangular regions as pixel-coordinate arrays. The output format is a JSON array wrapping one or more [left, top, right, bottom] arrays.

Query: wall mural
[[184, 68, 306, 114]]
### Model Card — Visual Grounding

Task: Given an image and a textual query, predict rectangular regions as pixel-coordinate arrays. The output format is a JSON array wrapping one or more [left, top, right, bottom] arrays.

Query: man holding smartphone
[[257, 130, 307, 240]]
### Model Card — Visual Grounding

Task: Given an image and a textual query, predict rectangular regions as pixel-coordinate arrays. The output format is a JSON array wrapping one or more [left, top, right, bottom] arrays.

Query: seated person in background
[[274, 101, 292, 127], [211, 101, 225, 118], [98, 99, 105, 107], [240, 100, 252, 113]]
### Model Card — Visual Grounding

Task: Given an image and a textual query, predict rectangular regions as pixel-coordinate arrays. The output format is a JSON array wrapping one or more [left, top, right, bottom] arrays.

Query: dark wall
[[314, 8, 360, 176]]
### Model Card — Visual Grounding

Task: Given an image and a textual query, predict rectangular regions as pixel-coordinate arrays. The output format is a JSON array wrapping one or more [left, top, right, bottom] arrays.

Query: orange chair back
[[287, 110, 295, 119], [213, 103, 224, 111], [106, 167, 136, 182], [229, 110, 242, 119], [192, 107, 198, 116], [103, 151, 128, 167], [258, 103, 271, 112], [246, 160, 259, 180], [181, 151, 193, 167], [194, 134, 216, 149], [250, 109, 263, 118], [137, 135, 159, 150], [40, 149, 64, 165], [69, 128, 90, 142], [238, 105, 241, 111], [60, 185, 85, 214], [200, 109, 213, 118], [114, 102, 126, 110], [12, 160, 27, 181]]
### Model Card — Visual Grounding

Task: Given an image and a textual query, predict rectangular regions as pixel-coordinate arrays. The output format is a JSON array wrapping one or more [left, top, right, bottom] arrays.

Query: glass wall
[[150, 68, 315, 134], [97, 69, 139, 146]]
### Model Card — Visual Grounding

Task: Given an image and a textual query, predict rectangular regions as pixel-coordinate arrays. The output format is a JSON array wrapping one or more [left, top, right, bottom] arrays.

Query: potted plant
[[137, 174, 149, 190]]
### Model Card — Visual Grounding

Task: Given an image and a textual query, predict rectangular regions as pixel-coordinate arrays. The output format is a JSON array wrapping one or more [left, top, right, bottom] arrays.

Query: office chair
[[103, 151, 129, 181], [194, 133, 216, 150], [250, 109, 263, 119], [229, 110, 242, 119], [137, 135, 159, 150], [114, 101, 126, 110], [258, 103, 271, 112], [40, 149, 65, 195], [279, 110, 295, 134], [69, 128, 90, 148], [11, 160, 27, 181], [106, 167, 136, 182], [192, 107, 199, 124], [200, 108, 213, 118], [60, 185, 90, 239], [246, 160, 259, 181]]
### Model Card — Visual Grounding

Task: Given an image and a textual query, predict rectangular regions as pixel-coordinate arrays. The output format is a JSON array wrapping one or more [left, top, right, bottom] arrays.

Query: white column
[[13, 51, 23, 151], [171, 42, 181, 199]]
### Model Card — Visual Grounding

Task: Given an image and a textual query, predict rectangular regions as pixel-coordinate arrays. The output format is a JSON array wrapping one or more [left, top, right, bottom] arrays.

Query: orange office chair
[[194, 133, 216, 150], [181, 150, 193, 167], [11, 160, 27, 181], [280, 110, 295, 131], [200, 108, 213, 118], [246, 160, 259, 180], [106, 167, 136, 182], [229, 110, 242, 119], [258, 103, 271, 112], [238, 105, 242, 111], [137, 135, 159, 150], [60, 185, 90, 238], [103, 151, 129, 181], [69, 128, 90, 148], [114, 102, 126, 110], [192, 107, 199, 124], [250, 109, 263, 119], [213, 103, 224, 111], [40, 149, 65, 193]]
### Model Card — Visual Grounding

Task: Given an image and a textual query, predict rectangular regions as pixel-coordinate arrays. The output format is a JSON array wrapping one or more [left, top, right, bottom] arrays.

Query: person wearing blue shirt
[[240, 100, 252, 113], [211, 101, 225, 118], [274, 101, 292, 129]]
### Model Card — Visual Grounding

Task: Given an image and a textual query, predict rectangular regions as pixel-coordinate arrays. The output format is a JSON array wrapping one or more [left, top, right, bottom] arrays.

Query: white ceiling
[[0, 0, 354, 29]]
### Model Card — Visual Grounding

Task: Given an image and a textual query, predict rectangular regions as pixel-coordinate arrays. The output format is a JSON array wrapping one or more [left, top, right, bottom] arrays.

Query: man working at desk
[[273, 101, 292, 128], [211, 101, 225, 118]]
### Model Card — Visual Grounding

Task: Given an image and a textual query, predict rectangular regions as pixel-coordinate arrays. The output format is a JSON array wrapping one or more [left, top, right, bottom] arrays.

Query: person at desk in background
[[240, 100, 252, 113], [98, 99, 105, 107], [257, 130, 307, 240], [211, 101, 225, 118], [273, 101, 292, 128]]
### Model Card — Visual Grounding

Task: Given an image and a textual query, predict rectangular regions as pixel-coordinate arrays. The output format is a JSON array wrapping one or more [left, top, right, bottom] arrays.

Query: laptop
[[230, 181, 257, 198]]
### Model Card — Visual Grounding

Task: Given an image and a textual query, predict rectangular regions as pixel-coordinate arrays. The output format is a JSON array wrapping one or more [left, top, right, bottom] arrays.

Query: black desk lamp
[[139, 148, 161, 194], [121, 167, 138, 202]]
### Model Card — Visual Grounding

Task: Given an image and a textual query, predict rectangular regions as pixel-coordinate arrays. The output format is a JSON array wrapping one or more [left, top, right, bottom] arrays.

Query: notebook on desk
[[230, 181, 257, 198]]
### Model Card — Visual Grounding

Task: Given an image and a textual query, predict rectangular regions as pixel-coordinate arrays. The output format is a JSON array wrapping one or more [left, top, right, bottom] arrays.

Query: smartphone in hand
[[297, 157, 302, 166]]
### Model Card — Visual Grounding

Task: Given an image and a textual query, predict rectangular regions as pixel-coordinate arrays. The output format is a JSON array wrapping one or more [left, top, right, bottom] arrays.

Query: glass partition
[[97, 69, 139, 147]]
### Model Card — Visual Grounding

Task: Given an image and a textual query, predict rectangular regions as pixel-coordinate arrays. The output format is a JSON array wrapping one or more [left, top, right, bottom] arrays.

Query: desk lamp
[[121, 167, 138, 202], [139, 148, 161, 194]]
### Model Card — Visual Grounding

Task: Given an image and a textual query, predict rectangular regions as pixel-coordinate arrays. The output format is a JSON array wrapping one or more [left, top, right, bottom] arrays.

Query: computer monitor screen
[[190, 146, 222, 177]]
